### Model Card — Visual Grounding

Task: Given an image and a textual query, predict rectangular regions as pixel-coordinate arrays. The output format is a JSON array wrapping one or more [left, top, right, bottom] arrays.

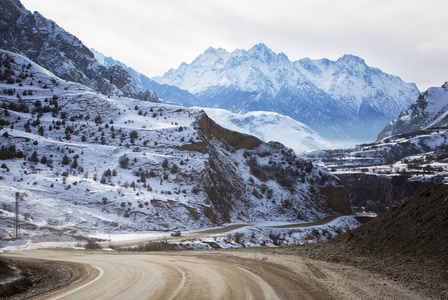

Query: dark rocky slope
[[343, 184, 448, 258], [282, 184, 448, 299]]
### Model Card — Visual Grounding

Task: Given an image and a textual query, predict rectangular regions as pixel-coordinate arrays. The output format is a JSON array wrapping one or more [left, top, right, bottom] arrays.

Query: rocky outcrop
[[319, 185, 351, 215], [336, 173, 445, 212], [196, 112, 262, 150], [195, 112, 352, 221], [0, 0, 158, 102]]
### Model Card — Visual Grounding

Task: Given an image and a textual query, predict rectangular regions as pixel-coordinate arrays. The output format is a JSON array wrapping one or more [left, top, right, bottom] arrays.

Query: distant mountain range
[[91, 49, 196, 106], [153, 44, 420, 145], [2, 0, 423, 149], [92, 49, 332, 153]]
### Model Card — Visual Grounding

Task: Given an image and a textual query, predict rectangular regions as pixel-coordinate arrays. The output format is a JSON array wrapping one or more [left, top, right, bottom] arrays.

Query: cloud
[[20, 0, 448, 90]]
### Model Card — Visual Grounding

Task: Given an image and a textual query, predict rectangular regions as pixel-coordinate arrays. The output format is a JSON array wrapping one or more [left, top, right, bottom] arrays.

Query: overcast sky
[[21, 0, 448, 91]]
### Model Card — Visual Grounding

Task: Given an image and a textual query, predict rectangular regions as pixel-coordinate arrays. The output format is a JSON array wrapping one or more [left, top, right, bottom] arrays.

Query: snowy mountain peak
[[191, 47, 230, 67], [248, 43, 275, 57], [378, 82, 448, 140], [337, 54, 366, 66]]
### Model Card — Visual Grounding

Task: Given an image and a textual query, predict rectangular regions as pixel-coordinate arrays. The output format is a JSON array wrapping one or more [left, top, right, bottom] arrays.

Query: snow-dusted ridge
[[0, 50, 350, 247], [0, 0, 158, 102], [378, 82, 448, 140], [200, 108, 334, 154]]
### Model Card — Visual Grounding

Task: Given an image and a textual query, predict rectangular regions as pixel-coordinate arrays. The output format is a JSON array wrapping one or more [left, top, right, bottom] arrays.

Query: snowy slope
[[378, 82, 448, 140], [201, 108, 333, 154], [0, 50, 350, 245], [154, 44, 420, 145], [0, 0, 158, 102]]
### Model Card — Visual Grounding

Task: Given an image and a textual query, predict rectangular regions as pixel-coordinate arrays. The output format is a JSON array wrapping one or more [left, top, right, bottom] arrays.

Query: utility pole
[[14, 192, 24, 239]]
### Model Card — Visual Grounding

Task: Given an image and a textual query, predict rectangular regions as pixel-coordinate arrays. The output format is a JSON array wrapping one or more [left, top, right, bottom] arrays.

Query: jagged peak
[[248, 43, 275, 56], [337, 54, 366, 65], [249, 43, 269, 51], [2, 0, 27, 12], [203, 46, 228, 55]]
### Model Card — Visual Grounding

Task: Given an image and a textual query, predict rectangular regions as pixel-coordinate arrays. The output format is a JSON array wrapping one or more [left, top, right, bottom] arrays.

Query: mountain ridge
[[0, 0, 158, 102], [378, 82, 448, 140]]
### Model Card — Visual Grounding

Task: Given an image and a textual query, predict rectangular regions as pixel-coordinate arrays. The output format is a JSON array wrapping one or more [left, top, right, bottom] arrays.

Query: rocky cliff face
[[195, 112, 352, 221], [335, 173, 445, 212], [378, 82, 448, 140], [0, 0, 158, 102]]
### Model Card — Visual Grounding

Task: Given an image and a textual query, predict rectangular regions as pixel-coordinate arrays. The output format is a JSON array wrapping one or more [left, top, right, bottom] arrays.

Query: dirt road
[[4, 249, 426, 300], [108, 216, 343, 247]]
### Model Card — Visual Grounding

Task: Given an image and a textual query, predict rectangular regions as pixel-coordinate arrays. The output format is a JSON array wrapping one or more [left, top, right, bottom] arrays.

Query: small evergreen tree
[[29, 151, 39, 163], [162, 158, 168, 169], [119, 154, 129, 169], [71, 158, 78, 169], [130, 130, 138, 140], [61, 154, 70, 165]]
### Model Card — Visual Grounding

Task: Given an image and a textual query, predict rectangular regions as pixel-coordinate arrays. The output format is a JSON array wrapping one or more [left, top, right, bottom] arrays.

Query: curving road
[[5, 248, 424, 300], [11, 251, 329, 300], [4, 215, 423, 299], [109, 216, 342, 247]]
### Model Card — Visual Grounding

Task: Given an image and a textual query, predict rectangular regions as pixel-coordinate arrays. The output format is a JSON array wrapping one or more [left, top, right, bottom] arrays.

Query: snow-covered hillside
[[306, 126, 448, 212], [378, 82, 448, 140], [201, 108, 333, 154], [154, 44, 420, 145], [0, 50, 350, 245], [0, 0, 158, 102]]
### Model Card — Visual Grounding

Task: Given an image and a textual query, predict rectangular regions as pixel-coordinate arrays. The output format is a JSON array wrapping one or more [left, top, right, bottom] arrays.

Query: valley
[[1, 0, 447, 299], [0, 49, 352, 249]]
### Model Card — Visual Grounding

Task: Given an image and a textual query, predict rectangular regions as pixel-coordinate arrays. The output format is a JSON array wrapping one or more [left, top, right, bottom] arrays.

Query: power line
[[14, 192, 25, 239]]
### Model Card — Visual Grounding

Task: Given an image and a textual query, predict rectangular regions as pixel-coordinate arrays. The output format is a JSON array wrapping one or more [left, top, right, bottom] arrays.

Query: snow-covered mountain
[[154, 44, 420, 145], [0, 50, 350, 244], [378, 82, 448, 140], [91, 48, 196, 106], [0, 0, 158, 102], [201, 108, 333, 154], [91, 49, 334, 152]]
